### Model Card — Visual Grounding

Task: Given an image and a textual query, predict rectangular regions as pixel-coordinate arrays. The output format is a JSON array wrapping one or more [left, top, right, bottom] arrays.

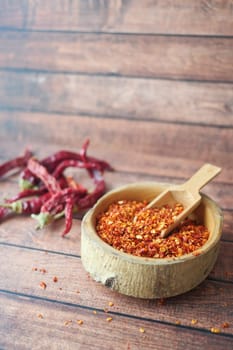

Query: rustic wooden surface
[[0, 1, 232, 349]]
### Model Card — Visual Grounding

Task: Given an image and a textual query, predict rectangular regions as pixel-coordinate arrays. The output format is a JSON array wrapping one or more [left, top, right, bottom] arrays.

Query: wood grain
[[1, 292, 232, 350], [1, 71, 233, 127], [0, 175, 232, 282], [0, 1, 232, 348], [0, 31, 233, 82], [0, 245, 232, 335], [1, 169, 232, 210], [1, 0, 233, 36], [0, 112, 232, 183], [0, 71, 233, 127]]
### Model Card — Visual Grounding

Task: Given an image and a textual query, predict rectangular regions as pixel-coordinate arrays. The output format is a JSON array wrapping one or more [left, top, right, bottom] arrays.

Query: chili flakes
[[39, 281, 47, 290], [96, 200, 209, 258]]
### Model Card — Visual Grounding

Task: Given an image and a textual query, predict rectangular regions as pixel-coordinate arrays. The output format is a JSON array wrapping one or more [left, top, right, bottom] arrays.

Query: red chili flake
[[40, 268, 47, 274], [64, 320, 72, 326], [77, 320, 83, 325], [76, 290, 80, 294], [93, 310, 97, 315], [39, 281, 47, 290], [175, 320, 181, 325], [96, 200, 210, 258], [37, 313, 44, 319], [53, 276, 58, 283], [158, 298, 166, 306], [108, 301, 114, 307], [221, 322, 230, 328], [126, 342, 131, 350]]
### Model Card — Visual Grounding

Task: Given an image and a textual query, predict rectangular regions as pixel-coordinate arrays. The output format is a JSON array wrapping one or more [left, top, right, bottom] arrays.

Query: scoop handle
[[183, 163, 221, 193]]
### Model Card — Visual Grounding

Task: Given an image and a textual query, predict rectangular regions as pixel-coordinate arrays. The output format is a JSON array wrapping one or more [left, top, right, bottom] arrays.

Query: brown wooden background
[[0, 1, 233, 349]]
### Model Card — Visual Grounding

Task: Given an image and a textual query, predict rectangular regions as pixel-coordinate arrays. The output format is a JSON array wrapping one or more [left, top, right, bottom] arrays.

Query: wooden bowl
[[81, 182, 223, 299]]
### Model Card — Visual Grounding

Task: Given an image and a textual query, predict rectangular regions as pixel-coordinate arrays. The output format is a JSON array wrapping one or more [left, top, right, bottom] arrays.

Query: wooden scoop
[[147, 163, 222, 238]]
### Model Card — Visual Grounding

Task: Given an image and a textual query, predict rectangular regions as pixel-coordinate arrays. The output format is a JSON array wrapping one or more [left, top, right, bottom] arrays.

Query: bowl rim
[[82, 181, 223, 266]]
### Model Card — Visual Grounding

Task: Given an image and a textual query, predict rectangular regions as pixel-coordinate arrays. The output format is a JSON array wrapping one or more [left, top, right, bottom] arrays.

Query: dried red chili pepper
[[5, 187, 47, 204], [5, 175, 68, 204], [62, 197, 75, 236], [0, 206, 10, 220], [0, 141, 112, 235], [27, 158, 61, 194], [0, 150, 32, 178], [19, 140, 112, 190], [4, 192, 51, 215], [52, 159, 97, 179], [78, 169, 105, 209], [32, 187, 87, 229]]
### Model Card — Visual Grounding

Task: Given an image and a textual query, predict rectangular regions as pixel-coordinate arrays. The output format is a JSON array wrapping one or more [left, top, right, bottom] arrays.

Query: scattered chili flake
[[222, 302, 228, 307], [96, 200, 210, 258], [108, 301, 114, 307], [126, 342, 131, 350], [76, 290, 80, 294], [221, 322, 230, 328], [40, 268, 47, 274], [77, 320, 83, 325], [191, 319, 198, 325], [175, 320, 181, 325], [139, 327, 145, 333], [210, 327, 221, 334], [157, 298, 166, 306], [37, 313, 44, 319], [106, 317, 113, 322], [53, 276, 58, 283], [93, 310, 97, 315], [39, 281, 47, 290], [64, 320, 72, 326]]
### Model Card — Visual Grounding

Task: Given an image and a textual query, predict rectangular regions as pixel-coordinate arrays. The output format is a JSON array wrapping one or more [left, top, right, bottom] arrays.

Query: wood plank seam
[[0, 242, 231, 284], [1, 67, 233, 85], [0, 289, 233, 338], [0, 26, 233, 39], [0, 107, 233, 131]]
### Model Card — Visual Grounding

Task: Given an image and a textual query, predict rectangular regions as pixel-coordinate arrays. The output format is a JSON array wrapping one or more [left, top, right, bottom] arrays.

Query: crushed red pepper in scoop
[[96, 200, 209, 258]]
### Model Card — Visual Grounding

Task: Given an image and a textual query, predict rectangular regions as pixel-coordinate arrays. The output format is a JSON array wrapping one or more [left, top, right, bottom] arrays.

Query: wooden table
[[0, 1, 233, 349]]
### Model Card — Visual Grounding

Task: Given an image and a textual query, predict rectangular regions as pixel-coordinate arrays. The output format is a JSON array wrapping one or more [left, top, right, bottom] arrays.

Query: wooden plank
[[0, 169, 232, 211], [0, 215, 231, 281], [0, 0, 233, 36], [1, 32, 233, 82], [0, 112, 232, 183], [1, 293, 232, 350], [0, 245, 232, 336], [0, 71, 233, 127]]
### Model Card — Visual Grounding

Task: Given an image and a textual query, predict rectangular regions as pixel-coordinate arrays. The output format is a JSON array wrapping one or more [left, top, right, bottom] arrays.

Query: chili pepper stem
[[1, 201, 23, 213], [31, 212, 54, 229], [19, 178, 38, 191]]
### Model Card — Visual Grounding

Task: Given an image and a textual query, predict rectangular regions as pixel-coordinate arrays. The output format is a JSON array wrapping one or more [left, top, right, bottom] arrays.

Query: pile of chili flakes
[[96, 200, 209, 258]]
